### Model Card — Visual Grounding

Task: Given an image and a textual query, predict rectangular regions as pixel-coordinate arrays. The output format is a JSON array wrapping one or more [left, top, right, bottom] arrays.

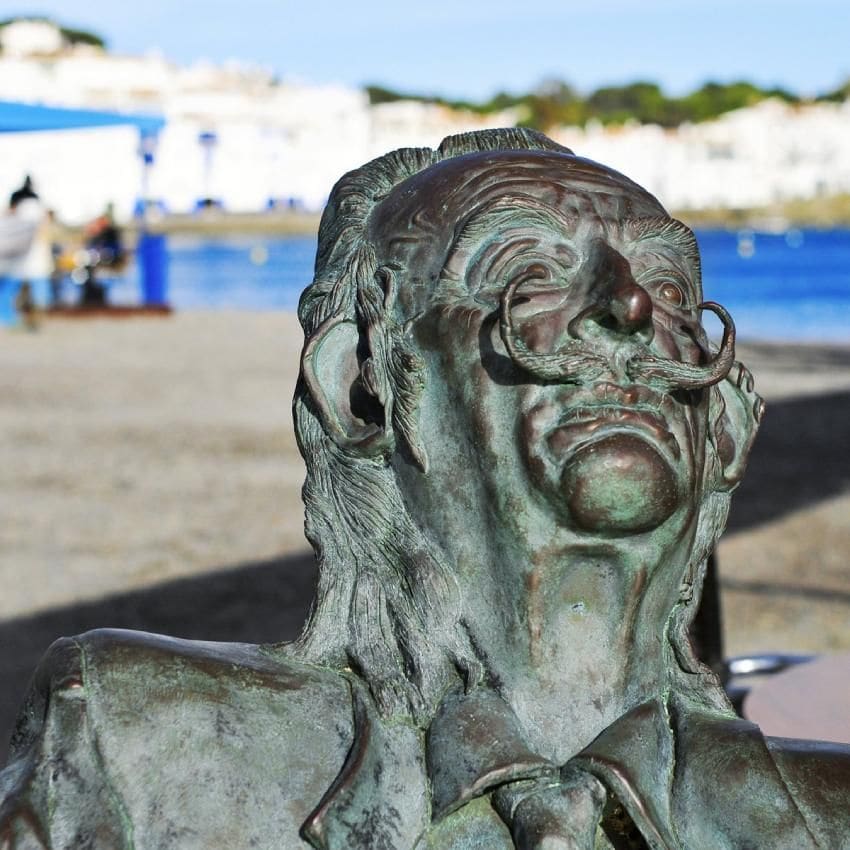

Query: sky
[[4, 0, 850, 100]]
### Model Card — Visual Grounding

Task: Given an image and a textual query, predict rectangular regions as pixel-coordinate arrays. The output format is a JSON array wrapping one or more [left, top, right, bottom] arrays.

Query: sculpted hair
[[666, 390, 736, 713], [291, 129, 573, 722]]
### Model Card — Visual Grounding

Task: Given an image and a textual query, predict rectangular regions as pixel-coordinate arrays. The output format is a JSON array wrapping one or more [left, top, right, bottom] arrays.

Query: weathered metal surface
[[1, 128, 848, 848]]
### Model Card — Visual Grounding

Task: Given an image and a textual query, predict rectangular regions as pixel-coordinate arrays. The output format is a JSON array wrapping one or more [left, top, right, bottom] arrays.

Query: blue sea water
[[112, 235, 318, 313], [111, 228, 850, 343], [696, 229, 850, 342]]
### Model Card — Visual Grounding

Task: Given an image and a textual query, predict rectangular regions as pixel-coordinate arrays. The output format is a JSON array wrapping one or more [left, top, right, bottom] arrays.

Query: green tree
[[818, 78, 850, 103]]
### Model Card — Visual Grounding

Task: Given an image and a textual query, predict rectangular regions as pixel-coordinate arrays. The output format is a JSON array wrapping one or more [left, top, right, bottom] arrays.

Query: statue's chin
[[561, 433, 680, 534]]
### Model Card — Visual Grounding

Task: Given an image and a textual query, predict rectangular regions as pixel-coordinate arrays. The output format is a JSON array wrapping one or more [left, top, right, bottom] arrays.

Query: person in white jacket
[[1, 176, 52, 319]]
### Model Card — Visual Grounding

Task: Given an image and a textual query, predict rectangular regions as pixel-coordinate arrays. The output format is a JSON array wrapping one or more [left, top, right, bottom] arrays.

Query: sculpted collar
[[301, 676, 824, 850], [301, 677, 675, 850]]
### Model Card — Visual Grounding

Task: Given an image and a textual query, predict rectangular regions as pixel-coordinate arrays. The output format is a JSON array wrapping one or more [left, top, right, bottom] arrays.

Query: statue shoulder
[[1, 629, 355, 849], [764, 735, 850, 849], [670, 707, 850, 849], [576, 696, 850, 850]]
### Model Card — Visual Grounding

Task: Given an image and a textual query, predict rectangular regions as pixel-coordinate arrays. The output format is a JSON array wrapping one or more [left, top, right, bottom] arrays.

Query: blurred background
[[1, 0, 848, 758]]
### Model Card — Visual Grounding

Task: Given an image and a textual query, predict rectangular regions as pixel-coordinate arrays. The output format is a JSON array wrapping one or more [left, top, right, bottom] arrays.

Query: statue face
[[381, 153, 712, 544], [298, 148, 757, 706], [298, 141, 758, 746]]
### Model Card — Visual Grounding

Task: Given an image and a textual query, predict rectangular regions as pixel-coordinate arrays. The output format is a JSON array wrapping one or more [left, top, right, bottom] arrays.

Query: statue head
[[292, 129, 762, 750]]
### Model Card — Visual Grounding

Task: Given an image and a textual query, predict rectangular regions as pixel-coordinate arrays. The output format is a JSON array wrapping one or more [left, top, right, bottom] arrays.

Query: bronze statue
[[1, 129, 848, 849]]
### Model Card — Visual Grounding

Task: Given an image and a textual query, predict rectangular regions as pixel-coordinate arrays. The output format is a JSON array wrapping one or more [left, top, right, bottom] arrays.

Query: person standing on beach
[[7, 176, 52, 310]]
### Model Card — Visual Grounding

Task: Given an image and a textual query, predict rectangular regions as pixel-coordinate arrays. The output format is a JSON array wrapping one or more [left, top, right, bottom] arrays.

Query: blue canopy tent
[[0, 100, 168, 313], [0, 99, 164, 136]]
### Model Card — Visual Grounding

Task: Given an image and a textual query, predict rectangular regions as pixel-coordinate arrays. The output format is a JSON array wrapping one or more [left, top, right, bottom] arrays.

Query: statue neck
[[456, 541, 682, 765]]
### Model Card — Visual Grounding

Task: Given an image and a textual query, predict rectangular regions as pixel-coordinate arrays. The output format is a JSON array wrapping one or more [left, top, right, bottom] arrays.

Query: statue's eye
[[658, 281, 684, 306]]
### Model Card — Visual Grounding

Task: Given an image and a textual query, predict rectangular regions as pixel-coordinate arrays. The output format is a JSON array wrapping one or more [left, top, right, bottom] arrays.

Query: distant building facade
[[1, 20, 848, 223]]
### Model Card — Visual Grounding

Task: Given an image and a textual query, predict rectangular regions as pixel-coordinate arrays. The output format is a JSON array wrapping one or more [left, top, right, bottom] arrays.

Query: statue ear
[[300, 314, 392, 457], [710, 361, 765, 491]]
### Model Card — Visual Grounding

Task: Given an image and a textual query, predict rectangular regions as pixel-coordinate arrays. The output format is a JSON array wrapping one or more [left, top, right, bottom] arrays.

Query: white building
[[1, 20, 848, 224], [0, 19, 65, 57], [554, 99, 850, 210], [0, 34, 518, 222]]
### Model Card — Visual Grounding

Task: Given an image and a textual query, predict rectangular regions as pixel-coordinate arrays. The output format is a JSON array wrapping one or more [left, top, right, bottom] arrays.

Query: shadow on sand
[[0, 552, 318, 764], [725, 389, 850, 532], [2, 389, 850, 764]]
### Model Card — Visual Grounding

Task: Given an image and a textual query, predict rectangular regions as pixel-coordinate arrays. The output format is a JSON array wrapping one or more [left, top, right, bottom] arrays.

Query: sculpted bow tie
[[426, 687, 642, 850]]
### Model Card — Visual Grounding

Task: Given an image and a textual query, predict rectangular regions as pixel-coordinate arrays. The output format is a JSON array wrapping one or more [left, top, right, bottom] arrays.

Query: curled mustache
[[627, 301, 736, 390], [499, 272, 608, 382], [499, 274, 736, 391]]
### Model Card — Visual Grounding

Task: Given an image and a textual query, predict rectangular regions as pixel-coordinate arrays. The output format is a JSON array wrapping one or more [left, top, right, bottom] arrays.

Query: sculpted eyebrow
[[441, 200, 579, 287], [627, 216, 699, 256], [626, 216, 702, 285], [440, 233, 537, 293]]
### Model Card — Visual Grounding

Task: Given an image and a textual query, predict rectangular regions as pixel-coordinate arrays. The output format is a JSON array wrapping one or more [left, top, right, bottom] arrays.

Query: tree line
[[366, 79, 850, 130]]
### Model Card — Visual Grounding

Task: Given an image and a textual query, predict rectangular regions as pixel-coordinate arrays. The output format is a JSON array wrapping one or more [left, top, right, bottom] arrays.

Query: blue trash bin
[[137, 232, 168, 306], [0, 278, 16, 325]]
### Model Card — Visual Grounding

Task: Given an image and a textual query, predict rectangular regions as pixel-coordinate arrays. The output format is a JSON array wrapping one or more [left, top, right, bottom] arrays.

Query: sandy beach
[[1, 311, 849, 759], [2, 311, 308, 618]]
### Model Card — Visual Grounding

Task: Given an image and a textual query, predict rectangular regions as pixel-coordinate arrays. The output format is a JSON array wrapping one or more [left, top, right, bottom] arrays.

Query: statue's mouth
[[545, 384, 683, 465], [547, 404, 680, 462], [534, 383, 690, 534]]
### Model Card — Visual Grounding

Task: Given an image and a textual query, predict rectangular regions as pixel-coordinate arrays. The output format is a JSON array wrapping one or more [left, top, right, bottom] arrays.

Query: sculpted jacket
[[1, 629, 849, 849]]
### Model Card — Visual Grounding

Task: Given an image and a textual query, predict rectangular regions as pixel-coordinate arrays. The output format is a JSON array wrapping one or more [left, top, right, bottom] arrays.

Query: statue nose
[[571, 243, 654, 342], [609, 276, 653, 334]]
